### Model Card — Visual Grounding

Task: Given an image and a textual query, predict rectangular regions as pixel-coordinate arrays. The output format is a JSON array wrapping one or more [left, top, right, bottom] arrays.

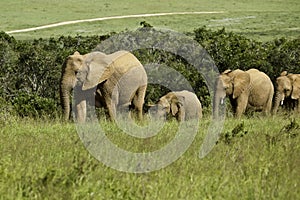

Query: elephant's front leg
[[75, 100, 87, 123], [74, 86, 87, 123], [296, 100, 300, 114], [235, 95, 248, 118], [177, 108, 185, 122], [133, 85, 147, 120]]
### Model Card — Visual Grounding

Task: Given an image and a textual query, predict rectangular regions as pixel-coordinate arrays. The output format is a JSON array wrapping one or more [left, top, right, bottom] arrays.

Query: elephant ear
[[170, 95, 184, 116], [81, 53, 115, 90], [288, 74, 300, 99], [292, 89, 300, 99], [222, 69, 232, 75], [232, 71, 250, 99], [280, 71, 288, 76], [287, 74, 297, 82], [73, 51, 80, 56]]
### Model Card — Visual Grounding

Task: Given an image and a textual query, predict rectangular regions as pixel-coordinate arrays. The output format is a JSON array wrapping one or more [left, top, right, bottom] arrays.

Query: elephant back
[[176, 90, 202, 119], [248, 69, 273, 91], [108, 51, 144, 74], [247, 68, 274, 107]]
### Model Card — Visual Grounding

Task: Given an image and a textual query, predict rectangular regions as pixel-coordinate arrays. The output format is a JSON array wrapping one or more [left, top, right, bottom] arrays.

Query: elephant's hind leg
[[263, 94, 273, 116], [133, 85, 147, 120], [104, 94, 117, 122], [264, 102, 272, 116]]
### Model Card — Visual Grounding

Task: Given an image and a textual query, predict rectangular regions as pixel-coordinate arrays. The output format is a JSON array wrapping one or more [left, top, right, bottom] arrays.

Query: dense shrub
[[266, 37, 300, 81], [12, 92, 57, 117], [194, 27, 272, 74], [0, 26, 299, 118]]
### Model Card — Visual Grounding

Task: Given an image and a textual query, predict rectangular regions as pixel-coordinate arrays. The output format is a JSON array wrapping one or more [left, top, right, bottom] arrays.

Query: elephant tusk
[[220, 98, 224, 105], [280, 100, 284, 105]]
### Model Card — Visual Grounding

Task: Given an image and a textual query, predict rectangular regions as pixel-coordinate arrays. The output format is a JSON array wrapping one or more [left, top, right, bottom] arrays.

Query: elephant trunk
[[213, 93, 225, 119], [213, 78, 226, 119], [156, 104, 167, 119], [60, 71, 76, 121], [60, 85, 71, 121], [272, 91, 284, 114], [213, 93, 219, 119]]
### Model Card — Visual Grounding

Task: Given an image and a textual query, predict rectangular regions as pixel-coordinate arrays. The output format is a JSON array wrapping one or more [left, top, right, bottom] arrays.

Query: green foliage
[[12, 92, 57, 117], [140, 21, 153, 28], [265, 118, 300, 148], [0, 27, 299, 117], [218, 121, 248, 145], [266, 37, 300, 80], [194, 27, 272, 73]]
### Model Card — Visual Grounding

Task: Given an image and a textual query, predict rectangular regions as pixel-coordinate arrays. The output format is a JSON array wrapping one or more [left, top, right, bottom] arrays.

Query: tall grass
[[1, 115, 299, 199]]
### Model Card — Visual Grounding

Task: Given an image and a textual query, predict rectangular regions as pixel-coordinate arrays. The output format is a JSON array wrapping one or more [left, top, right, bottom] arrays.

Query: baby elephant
[[154, 90, 202, 121]]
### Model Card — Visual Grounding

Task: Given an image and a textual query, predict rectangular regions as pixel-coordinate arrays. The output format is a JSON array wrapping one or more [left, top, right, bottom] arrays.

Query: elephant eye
[[163, 106, 170, 111]]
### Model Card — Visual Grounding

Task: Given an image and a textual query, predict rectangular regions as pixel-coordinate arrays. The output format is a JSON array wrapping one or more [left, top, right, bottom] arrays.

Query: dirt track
[[6, 11, 224, 34]]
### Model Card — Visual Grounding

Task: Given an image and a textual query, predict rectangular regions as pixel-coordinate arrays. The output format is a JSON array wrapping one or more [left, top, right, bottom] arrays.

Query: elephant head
[[60, 51, 115, 121], [154, 90, 202, 121], [60, 51, 85, 120], [213, 69, 250, 118], [273, 71, 300, 113], [156, 92, 185, 121]]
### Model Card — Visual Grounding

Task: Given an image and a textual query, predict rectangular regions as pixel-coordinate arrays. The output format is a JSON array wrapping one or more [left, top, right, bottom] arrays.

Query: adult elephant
[[60, 50, 148, 122], [273, 71, 300, 114], [154, 90, 202, 121], [214, 68, 274, 118]]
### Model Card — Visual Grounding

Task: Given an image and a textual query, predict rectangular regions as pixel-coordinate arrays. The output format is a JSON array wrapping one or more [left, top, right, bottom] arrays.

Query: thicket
[[0, 26, 299, 118]]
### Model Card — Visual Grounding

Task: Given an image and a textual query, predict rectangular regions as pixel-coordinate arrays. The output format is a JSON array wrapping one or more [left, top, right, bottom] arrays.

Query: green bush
[[0, 26, 299, 118], [194, 27, 272, 73], [12, 92, 57, 118], [266, 37, 300, 81]]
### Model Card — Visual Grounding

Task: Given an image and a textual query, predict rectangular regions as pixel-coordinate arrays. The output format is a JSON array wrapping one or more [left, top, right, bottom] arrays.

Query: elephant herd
[[215, 69, 300, 118], [60, 50, 300, 123]]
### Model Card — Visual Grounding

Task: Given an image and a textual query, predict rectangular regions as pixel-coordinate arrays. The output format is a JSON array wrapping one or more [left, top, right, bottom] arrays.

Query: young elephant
[[214, 68, 274, 118], [273, 71, 300, 114], [60, 50, 147, 122], [155, 90, 202, 121]]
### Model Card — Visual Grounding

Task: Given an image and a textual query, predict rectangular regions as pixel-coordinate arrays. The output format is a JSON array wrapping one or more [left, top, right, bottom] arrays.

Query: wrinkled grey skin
[[273, 71, 300, 114], [154, 90, 202, 121], [214, 68, 274, 118], [60, 50, 147, 122]]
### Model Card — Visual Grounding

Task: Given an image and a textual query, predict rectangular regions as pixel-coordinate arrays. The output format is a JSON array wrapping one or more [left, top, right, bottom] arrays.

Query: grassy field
[[0, 115, 299, 199], [1, 0, 300, 199], [1, 0, 300, 41]]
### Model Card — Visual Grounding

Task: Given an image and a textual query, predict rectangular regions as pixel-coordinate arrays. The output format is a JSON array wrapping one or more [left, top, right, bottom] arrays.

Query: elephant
[[213, 68, 274, 118], [273, 71, 300, 114], [153, 90, 202, 121], [60, 50, 148, 122]]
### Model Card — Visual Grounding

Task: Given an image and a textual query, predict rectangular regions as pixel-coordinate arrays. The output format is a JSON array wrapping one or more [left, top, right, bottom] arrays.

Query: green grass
[[1, 115, 299, 199], [1, 0, 300, 199], [1, 0, 300, 41]]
